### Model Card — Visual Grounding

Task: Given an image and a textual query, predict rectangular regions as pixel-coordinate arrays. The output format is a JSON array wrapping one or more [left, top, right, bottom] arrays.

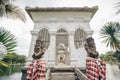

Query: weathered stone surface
[[27, 6, 98, 67], [50, 72, 75, 80]]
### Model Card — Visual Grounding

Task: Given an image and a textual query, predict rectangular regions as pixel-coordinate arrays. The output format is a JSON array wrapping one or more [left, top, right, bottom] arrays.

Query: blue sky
[[0, 0, 120, 56]]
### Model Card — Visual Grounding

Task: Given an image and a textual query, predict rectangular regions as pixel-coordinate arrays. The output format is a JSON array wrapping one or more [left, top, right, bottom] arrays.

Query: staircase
[[51, 72, 75, 80], [50, 68, 75, 80], [46, 67, 89, 80]]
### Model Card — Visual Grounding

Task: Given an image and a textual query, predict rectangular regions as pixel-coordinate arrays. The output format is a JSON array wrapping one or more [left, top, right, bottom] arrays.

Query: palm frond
[[115, 1, 120, 14], [5, 4, 26, 22], [0, 0, 26, 22], [0, 60, 9, 67], [0, 27, 17, 53], [0, 69, 4, 73], [116, 9, 120, 14], [115, 1, 120, 6], [0, 60, 9, 73], [100, 22, 120, 51]]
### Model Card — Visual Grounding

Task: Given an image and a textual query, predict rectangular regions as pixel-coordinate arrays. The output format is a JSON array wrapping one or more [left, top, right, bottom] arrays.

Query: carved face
[[84, 37, 99, 58], [34, 39, 45, 53], [86, 37, 95, 46], [58, 43, 65, 50]]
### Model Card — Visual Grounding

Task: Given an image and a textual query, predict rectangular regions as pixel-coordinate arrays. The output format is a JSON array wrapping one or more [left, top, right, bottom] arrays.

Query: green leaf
[[0, 27, 17, 53], [100, 22, 120, 51], [0, 60, 9, 67]]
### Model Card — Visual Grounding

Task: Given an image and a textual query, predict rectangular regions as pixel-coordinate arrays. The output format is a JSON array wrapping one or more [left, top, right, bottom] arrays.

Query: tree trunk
[[114, 41, 120, 52]]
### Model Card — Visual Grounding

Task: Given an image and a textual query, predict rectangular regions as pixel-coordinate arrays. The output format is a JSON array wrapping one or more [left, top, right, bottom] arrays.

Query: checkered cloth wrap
[[86, 57, 106, 80], [26, 59, 46, 80]]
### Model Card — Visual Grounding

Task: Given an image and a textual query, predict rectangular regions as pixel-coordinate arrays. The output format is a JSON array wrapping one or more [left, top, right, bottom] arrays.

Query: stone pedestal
[[21, 67, 27, 80]]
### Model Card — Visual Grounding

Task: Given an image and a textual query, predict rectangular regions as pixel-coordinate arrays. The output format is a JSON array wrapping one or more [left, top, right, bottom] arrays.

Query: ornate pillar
[[28, 30, 38, 59], [69, 31, 75, 53], [47, 31, 56, 66], [68, 31, 77, 66]]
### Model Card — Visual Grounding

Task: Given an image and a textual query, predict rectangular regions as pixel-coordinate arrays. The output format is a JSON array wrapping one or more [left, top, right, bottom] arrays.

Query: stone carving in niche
[[57, 43, 66, 64], [84, 37, 99, 58]]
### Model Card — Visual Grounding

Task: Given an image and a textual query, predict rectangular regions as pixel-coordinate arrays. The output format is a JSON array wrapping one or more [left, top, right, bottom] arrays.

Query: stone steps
[[49, 66, 76, 80], [50, 72, 75, 80], [46, 66, 88, 80]]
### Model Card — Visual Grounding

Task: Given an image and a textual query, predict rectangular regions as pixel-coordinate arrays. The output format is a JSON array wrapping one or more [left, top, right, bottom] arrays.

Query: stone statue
[[32, 39, 46, 59], [57, 43, 66, 63], [26, 39, 46, 80], [84, 37, 99, 58]]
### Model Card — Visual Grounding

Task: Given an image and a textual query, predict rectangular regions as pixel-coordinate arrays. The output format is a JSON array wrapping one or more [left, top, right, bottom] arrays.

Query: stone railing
[[74, 67, 89, 80], [21, 67, 51, 80], [21, 64, 89, 80], [46, 68, 51, 80]]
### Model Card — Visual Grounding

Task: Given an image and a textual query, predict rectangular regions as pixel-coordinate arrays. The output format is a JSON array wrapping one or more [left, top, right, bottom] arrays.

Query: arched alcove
[[56, 28, 68, 46], [38, 28, 50, 49], [74, 28, 86, 49], [56, 28, 69, 65]]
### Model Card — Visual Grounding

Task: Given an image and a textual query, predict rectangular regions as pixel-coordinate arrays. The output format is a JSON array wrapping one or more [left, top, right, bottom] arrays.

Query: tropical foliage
[[0, 60, 9, 73], [113, 51, 120, 61], [0, 53, 26, 73], [99, 51, 118, 64], [2, 53, 27, 64], [0, 27, 17, 53], [0, 27, 17, 73], [100, 22, 120, 63], [0, 0, 26, 22], [100, 22, 120, 51], [99, 51, 120, 64], [0, 65, 23, 76]]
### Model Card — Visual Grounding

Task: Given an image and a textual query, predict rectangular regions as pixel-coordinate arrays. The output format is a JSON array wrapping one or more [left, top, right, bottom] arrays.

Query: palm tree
[[0, 27, 17, 53], [0, 27, 17, 73], [115, 1, 120, 14], [0, 27, 16, 73], [100, 22, 120, 51], [0, 0, 26, 22]]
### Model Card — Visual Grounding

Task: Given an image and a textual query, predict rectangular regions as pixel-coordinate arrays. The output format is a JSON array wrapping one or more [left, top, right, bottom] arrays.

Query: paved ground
[[0, 73, 22, 80], [106, 64, 120, 80]]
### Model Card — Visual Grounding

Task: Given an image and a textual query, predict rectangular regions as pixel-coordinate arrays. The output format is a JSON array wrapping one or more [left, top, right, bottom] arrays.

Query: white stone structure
[[26, 6, 98, 67]]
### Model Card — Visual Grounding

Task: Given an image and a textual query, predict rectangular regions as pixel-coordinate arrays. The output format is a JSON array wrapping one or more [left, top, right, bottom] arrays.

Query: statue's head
[[86, 37, 95, 47], [58, 43, 65, 49], [85, 37, 99, 58], [32, 38, 46, 59], [34, 38, 45, 53]]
